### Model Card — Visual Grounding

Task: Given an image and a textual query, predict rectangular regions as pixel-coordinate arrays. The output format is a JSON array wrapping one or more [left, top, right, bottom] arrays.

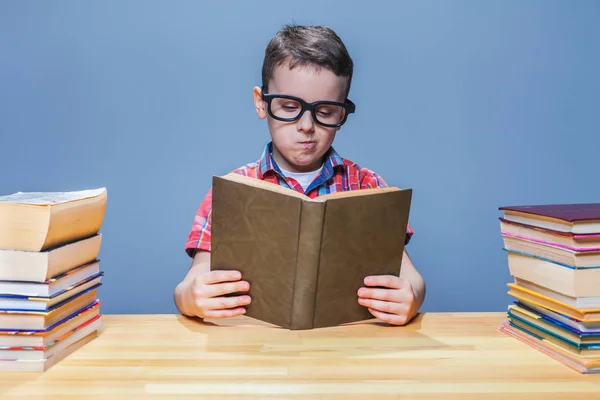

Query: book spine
[[289, 201, 326, 330]]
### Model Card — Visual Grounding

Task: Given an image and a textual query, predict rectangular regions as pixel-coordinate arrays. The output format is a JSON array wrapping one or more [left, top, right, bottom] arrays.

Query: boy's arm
[[399, 249, 426, 315], [174, 251, 210, 316]]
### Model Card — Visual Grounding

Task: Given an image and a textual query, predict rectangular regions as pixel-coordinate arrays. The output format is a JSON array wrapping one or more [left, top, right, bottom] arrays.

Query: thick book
[[499, 203, 600, 234], [506, 251, 600, 299], [0, 234, 102, 283], [0, 188, 107, 252], [210, 173, 412, 330]]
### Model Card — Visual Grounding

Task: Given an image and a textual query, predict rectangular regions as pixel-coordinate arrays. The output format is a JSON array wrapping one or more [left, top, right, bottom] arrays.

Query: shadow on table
[[175, 312, 448, 359]]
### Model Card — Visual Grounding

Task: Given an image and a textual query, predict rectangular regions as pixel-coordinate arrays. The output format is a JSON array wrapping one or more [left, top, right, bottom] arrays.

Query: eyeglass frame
[[260, 87, 356, 128]]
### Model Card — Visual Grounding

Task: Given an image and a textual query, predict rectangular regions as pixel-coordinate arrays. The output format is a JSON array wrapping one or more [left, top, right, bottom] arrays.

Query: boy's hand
[[185, 270, 251, 319], [357, 275, 418, 326]]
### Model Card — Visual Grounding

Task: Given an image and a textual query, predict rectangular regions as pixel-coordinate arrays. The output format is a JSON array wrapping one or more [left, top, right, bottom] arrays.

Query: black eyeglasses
[[261, 88, 355, 128]]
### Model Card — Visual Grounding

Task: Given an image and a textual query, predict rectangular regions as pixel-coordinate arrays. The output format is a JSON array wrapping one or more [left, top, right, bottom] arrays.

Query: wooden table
[[1, 312, 600, 399]]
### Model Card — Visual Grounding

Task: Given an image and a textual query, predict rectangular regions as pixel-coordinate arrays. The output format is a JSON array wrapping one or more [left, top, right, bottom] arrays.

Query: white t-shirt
[[279, 165, 322, 191]]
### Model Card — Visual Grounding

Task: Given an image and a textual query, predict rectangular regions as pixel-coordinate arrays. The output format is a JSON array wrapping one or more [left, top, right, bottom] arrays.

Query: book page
[[220, 173, 309, 199], [316, 186, 400, 201], [0, 188, 106, 205]]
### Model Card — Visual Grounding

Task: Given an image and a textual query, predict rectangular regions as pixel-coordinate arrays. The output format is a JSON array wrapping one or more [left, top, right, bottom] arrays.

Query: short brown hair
[[261, 24, 354, 98]]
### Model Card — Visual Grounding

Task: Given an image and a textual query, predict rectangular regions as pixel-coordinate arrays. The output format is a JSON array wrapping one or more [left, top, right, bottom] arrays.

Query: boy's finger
[[358, 297, 404, 315], [202, 295, 252, 311], [363, 275, 408, 289], [203, 307, 247, 319], [357, 287, 399, 302], [366, 308, 410, 326], [358, 286, 413, 304], [203, 270, 242, 284], [205, 280, 250, 297]]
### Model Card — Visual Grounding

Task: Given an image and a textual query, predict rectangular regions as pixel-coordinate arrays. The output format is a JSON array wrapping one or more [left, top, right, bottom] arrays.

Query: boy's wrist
[[174, 280, 194, 317]]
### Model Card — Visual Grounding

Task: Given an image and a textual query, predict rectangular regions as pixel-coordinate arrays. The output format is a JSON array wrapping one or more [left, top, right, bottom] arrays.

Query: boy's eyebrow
[[263, 86, 346, 101], [265, 91, 346, 103]]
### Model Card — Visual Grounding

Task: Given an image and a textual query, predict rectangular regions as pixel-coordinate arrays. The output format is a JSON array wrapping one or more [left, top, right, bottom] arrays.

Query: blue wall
[[1, 1, 599, 314]]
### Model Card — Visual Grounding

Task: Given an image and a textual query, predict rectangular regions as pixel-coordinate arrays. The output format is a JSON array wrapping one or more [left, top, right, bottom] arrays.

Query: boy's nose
[[296, 110, 315, 133]]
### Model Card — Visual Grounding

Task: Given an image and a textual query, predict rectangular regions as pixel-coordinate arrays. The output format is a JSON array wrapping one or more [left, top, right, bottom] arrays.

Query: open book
[[210, 173, 412, 330]]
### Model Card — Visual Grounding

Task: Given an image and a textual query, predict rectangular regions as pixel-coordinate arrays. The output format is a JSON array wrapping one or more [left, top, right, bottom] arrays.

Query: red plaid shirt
[[185, 142, 413, 257]]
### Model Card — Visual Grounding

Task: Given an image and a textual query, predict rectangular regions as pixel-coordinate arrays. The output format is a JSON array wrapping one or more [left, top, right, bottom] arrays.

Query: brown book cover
[[210, 173, 412, 330]]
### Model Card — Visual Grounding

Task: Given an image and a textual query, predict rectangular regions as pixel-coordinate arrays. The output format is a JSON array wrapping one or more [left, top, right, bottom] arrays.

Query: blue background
[[1, 1, 599, 314]]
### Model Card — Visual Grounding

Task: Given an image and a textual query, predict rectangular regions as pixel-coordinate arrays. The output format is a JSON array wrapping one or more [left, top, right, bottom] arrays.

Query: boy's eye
[[317, 105, 341, 118], [283, 104, 298, 111]]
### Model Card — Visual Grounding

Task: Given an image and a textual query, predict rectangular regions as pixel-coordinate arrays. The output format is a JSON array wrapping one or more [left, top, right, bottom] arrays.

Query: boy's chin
[[287, 159, 324, 172]]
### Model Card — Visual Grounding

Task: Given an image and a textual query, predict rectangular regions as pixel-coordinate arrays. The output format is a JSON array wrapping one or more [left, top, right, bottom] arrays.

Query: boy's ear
[[253, 86, 267, 119]]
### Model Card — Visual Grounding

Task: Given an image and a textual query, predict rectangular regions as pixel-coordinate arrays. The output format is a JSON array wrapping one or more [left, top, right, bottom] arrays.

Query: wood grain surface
[[1, 312, 599, 399]]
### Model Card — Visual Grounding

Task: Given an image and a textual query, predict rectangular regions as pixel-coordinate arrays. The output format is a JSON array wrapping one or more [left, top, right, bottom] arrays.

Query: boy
[[174, 24, 426, 326]]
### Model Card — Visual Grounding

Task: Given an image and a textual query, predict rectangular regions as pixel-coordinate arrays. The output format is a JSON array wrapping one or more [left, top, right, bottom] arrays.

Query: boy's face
[[253, 62, 347, 173]]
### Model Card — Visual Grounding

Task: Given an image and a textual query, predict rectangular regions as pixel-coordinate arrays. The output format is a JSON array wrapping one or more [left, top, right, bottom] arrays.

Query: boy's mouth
[[299, 141, 317, 149]]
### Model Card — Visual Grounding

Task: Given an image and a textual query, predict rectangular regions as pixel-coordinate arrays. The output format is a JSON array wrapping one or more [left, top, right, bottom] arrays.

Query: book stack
[[497, 203, 600, 373], [0, 188, 107, 371]]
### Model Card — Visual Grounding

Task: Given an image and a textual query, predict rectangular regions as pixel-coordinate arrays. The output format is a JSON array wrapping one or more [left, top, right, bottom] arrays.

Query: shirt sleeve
[[185, 188, 213, 257], [360, 170, 414, 245]]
